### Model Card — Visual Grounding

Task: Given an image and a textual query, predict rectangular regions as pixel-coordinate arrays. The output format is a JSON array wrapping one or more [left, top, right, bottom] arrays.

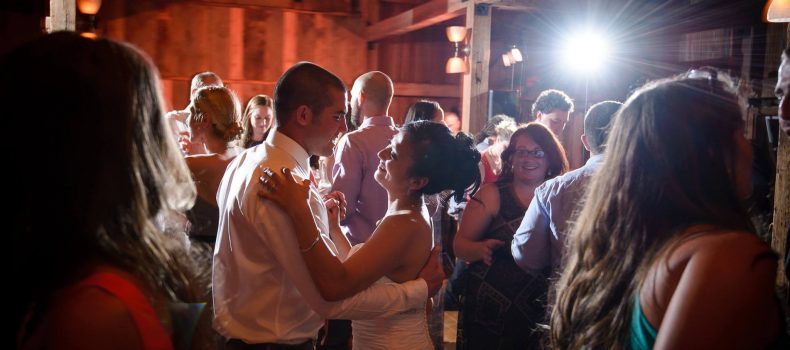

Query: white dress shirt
[[213, 130, 428, 344]]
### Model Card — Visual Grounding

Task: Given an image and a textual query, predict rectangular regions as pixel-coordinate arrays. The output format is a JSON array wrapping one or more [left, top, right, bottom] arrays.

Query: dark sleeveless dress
[[457, 183, 550, 350], [186, 196, 218, 244]]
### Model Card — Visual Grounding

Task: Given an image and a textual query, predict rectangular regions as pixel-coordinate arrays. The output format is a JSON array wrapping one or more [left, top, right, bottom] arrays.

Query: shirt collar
[[360, 116, 395, 128], [586, 153, 605, 168], [266, 130, 311, 179]]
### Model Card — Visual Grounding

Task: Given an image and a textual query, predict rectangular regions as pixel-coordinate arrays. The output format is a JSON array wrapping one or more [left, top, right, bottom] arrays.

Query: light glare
[[563, 31, 610, 74]]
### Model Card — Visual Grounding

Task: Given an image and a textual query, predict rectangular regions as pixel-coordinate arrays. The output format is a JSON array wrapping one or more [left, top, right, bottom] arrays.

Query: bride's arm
[[260, 167, 415, 301], [323, 193, 351, 260], [290, 214, 419, 301]]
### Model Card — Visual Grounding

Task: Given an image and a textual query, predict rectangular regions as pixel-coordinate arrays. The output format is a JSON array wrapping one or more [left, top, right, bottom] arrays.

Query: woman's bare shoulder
[[680, 230, 775, 262], [470, 183, 501, 206], [379, 211, 430, 231]]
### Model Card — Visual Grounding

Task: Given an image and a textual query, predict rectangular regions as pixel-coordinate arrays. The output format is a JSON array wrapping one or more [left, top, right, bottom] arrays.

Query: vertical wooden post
[[363, 0, 380, 71], [770, 24, 789, 293], [774, 128, 790, 289], [48, 0, 76, 32], [461, 2, 491, 135]]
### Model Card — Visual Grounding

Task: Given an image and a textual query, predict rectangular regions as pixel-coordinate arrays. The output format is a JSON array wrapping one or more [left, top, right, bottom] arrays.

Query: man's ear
[[409, 176, 429, 192], [581, 134, 591, 152], [536, 111, 544, 121], [294, 105, 312, 126], [358, 90, 367, 108]]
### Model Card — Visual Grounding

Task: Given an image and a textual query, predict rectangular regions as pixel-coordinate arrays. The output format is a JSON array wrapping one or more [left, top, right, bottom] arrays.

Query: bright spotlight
[[562, 31, 610, 74]]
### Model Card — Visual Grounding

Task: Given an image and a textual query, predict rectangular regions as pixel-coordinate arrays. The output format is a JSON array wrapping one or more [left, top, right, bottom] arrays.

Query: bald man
[[331, 71, 398, 245]]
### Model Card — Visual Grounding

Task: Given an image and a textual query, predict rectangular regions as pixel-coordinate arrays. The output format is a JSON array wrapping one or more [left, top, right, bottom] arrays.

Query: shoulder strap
[[77, 272, 174, 350]]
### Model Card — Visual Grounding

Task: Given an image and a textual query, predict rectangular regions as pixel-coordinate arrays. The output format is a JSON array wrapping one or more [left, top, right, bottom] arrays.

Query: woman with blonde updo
[[184, 86, 243, 245]]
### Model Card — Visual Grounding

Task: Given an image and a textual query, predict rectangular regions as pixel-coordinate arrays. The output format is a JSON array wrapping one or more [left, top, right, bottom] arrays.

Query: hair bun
[[222, 121, 243, 143], [450, 132, 481, 201], [402, 122, 481, 202]]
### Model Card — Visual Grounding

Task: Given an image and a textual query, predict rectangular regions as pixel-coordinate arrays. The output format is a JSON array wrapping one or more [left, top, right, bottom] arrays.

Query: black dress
[[457, 183, 550, 350]]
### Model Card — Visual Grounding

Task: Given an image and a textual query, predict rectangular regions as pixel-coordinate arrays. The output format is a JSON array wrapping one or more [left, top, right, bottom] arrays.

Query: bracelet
[[300, 233, 322, 253]]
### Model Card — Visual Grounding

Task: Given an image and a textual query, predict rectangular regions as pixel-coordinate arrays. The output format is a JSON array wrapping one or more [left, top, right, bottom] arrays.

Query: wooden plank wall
[[375, 1, 462, 125], [100, 0, 367, 112]]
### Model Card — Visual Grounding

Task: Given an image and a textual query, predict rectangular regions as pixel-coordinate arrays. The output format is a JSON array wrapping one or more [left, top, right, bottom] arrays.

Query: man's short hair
[[273, 62, 346, 126], [584, 101, 622, 154], [532, 89, 574, 118]]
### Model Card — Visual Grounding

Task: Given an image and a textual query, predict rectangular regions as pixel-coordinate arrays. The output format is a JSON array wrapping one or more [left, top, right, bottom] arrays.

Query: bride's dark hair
[[402, 120, 481, 201]]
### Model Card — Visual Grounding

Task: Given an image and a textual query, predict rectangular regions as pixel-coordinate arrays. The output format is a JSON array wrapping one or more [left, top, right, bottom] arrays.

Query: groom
[[212, 61, 444, 349]]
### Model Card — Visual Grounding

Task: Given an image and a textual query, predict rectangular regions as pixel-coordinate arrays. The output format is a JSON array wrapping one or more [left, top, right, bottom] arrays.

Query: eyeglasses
[[514, 149, 545, 158]]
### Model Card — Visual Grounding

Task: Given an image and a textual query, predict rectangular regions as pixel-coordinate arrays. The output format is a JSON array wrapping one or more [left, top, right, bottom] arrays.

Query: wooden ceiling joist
[[195, 0, 353, 15], [365, 0, 468, 42]]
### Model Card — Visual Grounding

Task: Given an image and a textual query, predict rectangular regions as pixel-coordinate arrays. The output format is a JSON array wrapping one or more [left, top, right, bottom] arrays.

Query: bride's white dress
[[348, 244, 434, 350]]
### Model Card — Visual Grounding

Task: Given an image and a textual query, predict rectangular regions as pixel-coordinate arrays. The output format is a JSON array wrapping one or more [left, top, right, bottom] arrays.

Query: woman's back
[[376, 210, 433, 283], [350, 210, 434, 350], [636, 227, 781, 349]]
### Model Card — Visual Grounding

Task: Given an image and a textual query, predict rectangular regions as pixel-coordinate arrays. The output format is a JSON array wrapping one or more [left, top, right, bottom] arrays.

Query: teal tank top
[[629, 295, 657, 350]]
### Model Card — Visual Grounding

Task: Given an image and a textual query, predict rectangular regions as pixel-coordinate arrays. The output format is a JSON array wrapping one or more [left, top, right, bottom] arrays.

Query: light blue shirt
[[511, 154, 604, 273]]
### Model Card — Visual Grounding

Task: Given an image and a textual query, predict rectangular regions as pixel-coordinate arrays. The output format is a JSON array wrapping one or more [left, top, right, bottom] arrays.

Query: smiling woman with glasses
[[453, 122, 568, 349]]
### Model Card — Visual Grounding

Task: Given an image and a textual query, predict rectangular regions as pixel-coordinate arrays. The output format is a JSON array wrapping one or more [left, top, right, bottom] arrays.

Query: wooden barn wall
[[99, 0, 367, 112], [375, 1, 462, 125]]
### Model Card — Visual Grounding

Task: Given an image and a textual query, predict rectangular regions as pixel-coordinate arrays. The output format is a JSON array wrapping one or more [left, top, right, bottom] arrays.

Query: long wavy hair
[[549, 72, 752, 349], [498, 122, 569, 185], [5, 33, 199, 337]]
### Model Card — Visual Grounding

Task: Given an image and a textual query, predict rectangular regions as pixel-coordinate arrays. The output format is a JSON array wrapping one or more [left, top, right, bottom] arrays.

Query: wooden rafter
[[365, 0, 468, 42]]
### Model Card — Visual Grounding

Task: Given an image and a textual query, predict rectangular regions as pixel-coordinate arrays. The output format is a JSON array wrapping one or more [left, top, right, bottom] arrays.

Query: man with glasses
[[511, 101, 622, 275]]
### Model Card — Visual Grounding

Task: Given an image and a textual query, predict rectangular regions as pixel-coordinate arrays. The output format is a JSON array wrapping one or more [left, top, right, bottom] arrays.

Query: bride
[[259, 121, 480, 349]]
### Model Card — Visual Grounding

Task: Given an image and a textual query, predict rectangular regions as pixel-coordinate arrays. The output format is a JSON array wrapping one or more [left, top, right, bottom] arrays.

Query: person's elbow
[[510, 238, 530, 272], [453, 236, 473, 262], [315, 277, 357, 302], [319, 287, 349, 302], [510, 231, 545, 273]]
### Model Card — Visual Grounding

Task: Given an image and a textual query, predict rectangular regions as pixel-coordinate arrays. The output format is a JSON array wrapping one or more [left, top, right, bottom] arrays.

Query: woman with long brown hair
[[7, 32, 201, 350], [240, 94, 274, 148], [550, 71, 784, 349]]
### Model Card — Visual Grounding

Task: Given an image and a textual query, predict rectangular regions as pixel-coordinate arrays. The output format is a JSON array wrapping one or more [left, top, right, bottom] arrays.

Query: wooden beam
[[195, 0, 352, 15], [380, 0, 429, 4], [774, 131, 790, 291], [770, 22, 789, 296], [365, 0, 467, 42], [47, 0, 75, 32], [364, 0, 381, 70], [394, 83, 460, 98], [461, 2, 491, 135]]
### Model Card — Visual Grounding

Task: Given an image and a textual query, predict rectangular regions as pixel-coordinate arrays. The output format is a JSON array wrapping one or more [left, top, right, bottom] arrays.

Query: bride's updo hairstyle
[[402, 120, 481, 201]]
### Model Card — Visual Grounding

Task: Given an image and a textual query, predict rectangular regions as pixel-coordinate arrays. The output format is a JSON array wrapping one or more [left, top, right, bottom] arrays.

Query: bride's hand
[[258, 167, 312, 217]]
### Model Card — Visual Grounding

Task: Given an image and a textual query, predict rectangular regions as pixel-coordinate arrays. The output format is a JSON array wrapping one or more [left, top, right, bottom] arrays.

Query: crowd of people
[[8, 31, 790, 350]]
